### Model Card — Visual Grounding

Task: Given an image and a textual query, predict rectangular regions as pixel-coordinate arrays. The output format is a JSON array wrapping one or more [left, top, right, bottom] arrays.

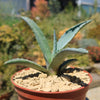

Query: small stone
[[40, 87, 51, 92], [38, 73, 47, 78], [13, 68, 90, 92]]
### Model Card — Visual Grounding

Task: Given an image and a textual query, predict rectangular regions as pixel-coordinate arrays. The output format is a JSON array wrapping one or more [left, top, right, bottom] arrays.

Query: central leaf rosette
[[4, 17, 91, 76]]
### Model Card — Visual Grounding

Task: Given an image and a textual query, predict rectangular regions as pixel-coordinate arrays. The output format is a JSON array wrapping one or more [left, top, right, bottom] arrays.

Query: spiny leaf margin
[[57, 20, 92, 51], [21, 16, 51, 64], [52, 30, 57, 58]]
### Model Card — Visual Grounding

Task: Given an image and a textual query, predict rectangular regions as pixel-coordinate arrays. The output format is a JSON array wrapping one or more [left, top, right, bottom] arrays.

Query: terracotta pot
[[11, 68, 92, 100]]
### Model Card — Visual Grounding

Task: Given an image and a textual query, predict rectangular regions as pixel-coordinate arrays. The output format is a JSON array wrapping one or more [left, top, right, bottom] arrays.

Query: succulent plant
[[4, 16, 91, 76]]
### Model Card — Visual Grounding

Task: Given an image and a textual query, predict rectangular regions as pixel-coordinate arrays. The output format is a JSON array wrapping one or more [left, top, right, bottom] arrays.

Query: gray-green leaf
[[58, 59, 77, 75], [4, 58, 48, 73], [57, 20, 92, 51], [49, 48, 88, 73], [21, 16, 51, 64], [52, 30, 57, 58]]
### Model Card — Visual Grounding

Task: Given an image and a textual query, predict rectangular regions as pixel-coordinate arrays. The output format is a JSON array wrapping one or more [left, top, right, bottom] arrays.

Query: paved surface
[[86, 72, 100, 100], [89, 73, 100, 88], [86, 87, 100, 100], [93, 63, 100, 70]]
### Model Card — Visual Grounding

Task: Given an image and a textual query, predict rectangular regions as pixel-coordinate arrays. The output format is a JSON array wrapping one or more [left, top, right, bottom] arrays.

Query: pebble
[[13, 68, 90, 92]]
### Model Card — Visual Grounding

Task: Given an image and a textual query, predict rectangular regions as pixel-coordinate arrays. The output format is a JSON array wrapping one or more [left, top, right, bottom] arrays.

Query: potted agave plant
[[4, 16, 92, 100]]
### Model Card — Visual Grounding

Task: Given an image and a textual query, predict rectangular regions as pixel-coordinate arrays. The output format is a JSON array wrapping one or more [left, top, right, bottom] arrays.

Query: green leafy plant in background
[[87, 25, 100, 45], [48, 0, 61, 14], [93, 0, 98, 14], [0, 0, 20, 27], [4, 16, 91, 76], [0, 23, 32, 96], [0, 64, 17, 97], [64, 1, 74, 13], [68, 54, 91, 67], [0, 24, 28, 55], [0, 16, 20, 27]]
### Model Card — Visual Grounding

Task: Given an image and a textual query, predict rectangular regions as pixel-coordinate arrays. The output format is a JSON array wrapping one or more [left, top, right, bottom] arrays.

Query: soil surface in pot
[[13, 68, 90, 92]]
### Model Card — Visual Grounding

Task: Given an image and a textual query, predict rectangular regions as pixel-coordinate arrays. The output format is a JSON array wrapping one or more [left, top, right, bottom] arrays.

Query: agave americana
[[4, 16, 91, 76]]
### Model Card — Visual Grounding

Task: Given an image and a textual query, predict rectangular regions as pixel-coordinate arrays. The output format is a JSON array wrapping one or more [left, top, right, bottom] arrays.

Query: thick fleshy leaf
[[21, 16, 51, 64], [52, 30, 57, 58], [4, 58, 48, 73], [57, 20, 92, 51], [58, 59, 77, 75], [49, 48, 88, 73]]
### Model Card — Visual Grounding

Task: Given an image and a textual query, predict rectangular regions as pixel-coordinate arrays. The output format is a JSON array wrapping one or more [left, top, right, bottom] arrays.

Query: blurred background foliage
[[0, 0, 100, 99]]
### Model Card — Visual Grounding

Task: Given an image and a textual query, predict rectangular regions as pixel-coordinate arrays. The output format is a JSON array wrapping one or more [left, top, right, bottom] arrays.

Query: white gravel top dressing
[[13, 68, 90, 92]]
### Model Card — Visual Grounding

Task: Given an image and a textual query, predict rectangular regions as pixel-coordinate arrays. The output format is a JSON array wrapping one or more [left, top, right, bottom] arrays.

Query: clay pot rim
[[11, 67, 92, 94]]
